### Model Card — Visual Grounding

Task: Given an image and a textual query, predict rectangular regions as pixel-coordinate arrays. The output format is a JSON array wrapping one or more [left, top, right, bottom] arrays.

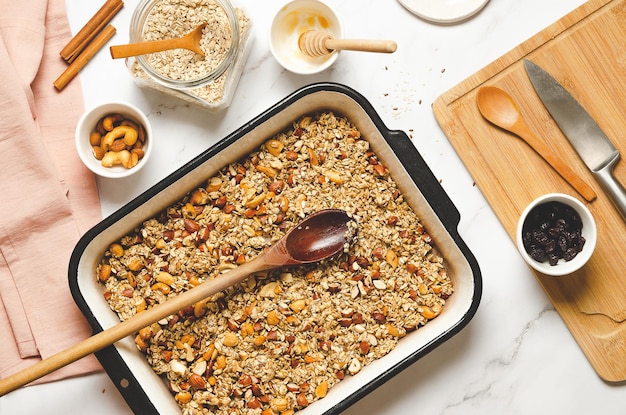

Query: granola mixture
[[98, 112, 453, 415]]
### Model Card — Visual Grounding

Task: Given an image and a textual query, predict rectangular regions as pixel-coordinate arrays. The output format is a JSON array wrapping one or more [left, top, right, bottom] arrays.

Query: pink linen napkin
[[0, 0, 103, 384]]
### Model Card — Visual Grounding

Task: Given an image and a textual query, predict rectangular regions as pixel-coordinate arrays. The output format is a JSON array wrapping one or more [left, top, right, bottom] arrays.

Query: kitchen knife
[[524, 59, 626, 220]]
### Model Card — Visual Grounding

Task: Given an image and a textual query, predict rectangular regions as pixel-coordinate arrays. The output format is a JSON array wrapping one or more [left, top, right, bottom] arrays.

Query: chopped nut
[[184, 218, 200, 233], [98, 264, 111, 282], [347, 358, 361, 375], [385, 249, 399, 268], [421, 307, 436, 320], [267, 310, 280, 325], [169, 360, 187, 376], [255, 165, 278, 179], [315, 381, 328, 398], [306, 148, 319, 166], [190, 188, 210, 205], [296, 393, 309, 407], [206, 177, 223, 193], [373, 279, 387, 290], [175, 391, 192, 404], [135, 298, 147, 313], [188, 373, 206, 390], [192, 359, 207, 376], [323, 169, 344, 184], [127, 258, 144, 272], [151, 282, 171, 295], [156, 271, 175, 286], [245, 193, 266, 208], [109, 243, 124, 257], [215, 354, 226, 369], [259, 281, 279, 298], [253, 335, 265, 346], [289, 299, 307, 313], [386, 323, 405, 338], [222, 332, 239, 347], [285, 150, 298, 161], [265, 139, 284, 156], [270, 397, 288, 412]]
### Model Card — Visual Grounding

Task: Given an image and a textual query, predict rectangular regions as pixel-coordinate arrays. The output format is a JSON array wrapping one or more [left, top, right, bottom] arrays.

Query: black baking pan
[[69, 82, 482, 414]]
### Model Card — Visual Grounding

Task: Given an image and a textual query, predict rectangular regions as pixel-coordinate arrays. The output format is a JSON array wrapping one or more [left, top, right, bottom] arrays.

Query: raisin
[[522, 201, 584, 266]]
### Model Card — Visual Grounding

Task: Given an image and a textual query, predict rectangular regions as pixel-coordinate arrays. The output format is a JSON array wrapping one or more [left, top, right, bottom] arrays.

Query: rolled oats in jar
[[126, 0, 253, 111]]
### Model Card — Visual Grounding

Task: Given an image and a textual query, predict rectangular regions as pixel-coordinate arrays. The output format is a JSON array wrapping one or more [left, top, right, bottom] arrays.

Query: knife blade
[[524, 59, 626, 220]]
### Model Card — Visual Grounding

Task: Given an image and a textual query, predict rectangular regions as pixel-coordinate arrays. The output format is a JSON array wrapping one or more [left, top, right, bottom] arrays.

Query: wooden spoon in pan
[[0, 209, 357, 396]]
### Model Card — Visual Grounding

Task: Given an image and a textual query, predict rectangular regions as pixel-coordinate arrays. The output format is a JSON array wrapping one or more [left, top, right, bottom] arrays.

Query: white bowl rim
[[75, 101, 152, 179], [268, 0, 343, 75], [516, 193, 597, 277]]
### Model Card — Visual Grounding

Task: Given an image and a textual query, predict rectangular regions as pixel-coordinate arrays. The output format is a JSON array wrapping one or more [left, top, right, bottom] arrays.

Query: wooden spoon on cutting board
[[476, 86, 597, 202], [0, 209, 357, 395]]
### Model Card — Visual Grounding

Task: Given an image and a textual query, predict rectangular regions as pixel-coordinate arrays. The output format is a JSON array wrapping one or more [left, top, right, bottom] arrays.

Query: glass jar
[[126, 0, 253, 111]]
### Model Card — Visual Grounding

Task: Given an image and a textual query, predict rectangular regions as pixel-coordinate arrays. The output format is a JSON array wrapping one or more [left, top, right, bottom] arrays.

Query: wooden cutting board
[[433, 0, 626, 382]]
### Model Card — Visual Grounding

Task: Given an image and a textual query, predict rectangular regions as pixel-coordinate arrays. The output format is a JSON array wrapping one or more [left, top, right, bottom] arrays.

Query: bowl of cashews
[[75, 101, 152, 178]]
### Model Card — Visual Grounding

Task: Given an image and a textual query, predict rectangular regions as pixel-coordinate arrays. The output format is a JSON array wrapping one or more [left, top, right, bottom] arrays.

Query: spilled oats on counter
[[97, 112, 453, 414]]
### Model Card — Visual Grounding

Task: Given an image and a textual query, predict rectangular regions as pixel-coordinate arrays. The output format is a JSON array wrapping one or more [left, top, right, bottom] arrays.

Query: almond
[[188, 373, 206, 390], [184, 218, 200, 233]]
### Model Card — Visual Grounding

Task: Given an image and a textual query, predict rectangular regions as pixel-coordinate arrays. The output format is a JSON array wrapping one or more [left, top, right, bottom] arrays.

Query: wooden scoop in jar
[[110, 22, 207, 59], [298, 30, 397, 57], [0, 209, 357, 396]]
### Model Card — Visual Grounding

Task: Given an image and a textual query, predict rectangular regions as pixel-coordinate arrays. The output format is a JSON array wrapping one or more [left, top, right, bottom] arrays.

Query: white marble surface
[[2, 0, 625, 413]]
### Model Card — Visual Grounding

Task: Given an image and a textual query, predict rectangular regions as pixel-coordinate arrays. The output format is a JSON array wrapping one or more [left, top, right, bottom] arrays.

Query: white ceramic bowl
[[75, 102, 152, 179], [516, 193, 597, 276], [269, 0, 343, 74]]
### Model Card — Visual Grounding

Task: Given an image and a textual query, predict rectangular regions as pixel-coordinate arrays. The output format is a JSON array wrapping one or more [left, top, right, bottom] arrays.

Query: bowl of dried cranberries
[[516, 193, 597, 276]]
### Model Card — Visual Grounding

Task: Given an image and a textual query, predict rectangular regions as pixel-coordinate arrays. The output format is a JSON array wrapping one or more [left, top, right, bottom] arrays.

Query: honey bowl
[[269, 0, 343, 74]]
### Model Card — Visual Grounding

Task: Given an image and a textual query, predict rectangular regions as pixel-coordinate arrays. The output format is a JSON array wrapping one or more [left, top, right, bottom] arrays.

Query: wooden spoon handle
[[0, 259, 262, 396], [325, 38, 397, 53], [110, 38, 191, 59], [516, 124, 597, 202]]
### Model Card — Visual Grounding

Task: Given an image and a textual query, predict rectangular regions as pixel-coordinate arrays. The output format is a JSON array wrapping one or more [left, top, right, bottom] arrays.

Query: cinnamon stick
[[60, 0, 123, 64], [54, 25, 117, 91]]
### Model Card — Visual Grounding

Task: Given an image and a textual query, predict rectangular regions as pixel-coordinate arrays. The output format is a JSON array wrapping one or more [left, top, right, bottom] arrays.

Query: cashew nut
[[90, 113, 146, 170], [101, 126, 139, 151], [102, 113, 123, 131], [92, 146, 105, 160], [121, 120, 146, 143], [89, 131, 102, 146], [131, 148, 145, 159], [109, 139, 128, 152], [101, 150, 139, 169]]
